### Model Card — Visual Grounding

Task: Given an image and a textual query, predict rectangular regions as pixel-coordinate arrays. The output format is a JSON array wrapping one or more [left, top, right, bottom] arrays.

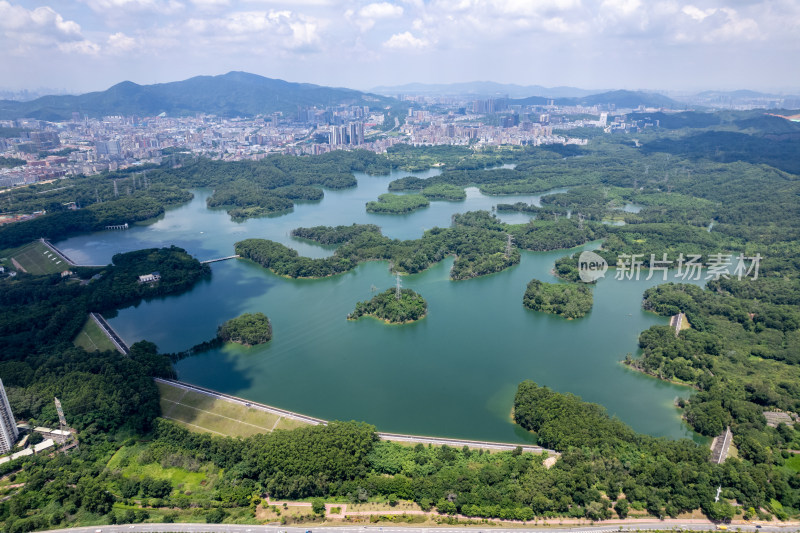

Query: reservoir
[[56, 169, 699, 444]]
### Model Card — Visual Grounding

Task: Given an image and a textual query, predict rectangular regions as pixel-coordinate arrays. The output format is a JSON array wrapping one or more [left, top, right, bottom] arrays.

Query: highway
[[34, 522, 800, 533]]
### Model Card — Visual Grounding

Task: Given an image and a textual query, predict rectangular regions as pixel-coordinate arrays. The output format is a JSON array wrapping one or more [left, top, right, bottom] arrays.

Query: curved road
[[36, 522, 800, 533]]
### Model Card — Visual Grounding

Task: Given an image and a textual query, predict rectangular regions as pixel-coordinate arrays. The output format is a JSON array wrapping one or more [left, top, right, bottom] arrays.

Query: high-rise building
[[0, 379, 19, 454], [96, 140, 121, 157], [349, 122, 364, 145]]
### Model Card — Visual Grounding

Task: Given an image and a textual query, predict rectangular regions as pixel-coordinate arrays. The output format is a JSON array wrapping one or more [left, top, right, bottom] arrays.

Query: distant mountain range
[[0, 72, 398, 121], [370, 81, 603, 99], [509, 90, 681, 109], [6, 72, 792, 121], [373, 82, 683, 109], [674, 90, 800, 108]]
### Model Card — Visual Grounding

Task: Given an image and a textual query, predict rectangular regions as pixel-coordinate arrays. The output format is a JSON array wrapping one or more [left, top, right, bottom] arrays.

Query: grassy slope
[[156, 381, 312, 438], [73, 316, 118, 352]]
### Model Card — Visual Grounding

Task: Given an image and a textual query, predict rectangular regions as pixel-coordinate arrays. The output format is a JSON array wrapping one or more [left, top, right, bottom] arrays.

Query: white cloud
[[383, 30, 429, 49], [706, 7, 760, 41], [489, 0, 582, 17], [1, 0, 798, 93], [182, 9, 322, 51], [0, 1, 95, 54], [601, 0, 642, 16], [674, 5, 761, 42], [58, 39, 101, 54], [80, 0, 184, 14], [348, 2, 403, 31], [681, 5, 716, 21], [359, 2, 403, 18], [191, 0, 229, 7], [108, 32, 138, 51], [0, 1, 82, 38]]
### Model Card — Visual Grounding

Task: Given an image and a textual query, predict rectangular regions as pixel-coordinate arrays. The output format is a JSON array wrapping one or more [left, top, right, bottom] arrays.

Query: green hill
[[0, 71, 399, 120]]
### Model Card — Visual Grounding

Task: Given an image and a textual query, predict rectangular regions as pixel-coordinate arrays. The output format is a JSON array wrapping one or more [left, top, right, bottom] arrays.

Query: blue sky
[[1, 0, 799, 93]]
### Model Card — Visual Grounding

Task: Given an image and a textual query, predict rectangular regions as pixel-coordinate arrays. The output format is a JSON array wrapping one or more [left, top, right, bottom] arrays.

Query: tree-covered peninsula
[[217, 312, 272, 346], [421, 183, 466, 201], [522, 279, 593, 319], [348, 288, 427, 324]]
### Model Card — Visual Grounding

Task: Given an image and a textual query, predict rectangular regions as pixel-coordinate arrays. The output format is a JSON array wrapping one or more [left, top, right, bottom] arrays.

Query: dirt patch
[[10, 258, 26, 273]]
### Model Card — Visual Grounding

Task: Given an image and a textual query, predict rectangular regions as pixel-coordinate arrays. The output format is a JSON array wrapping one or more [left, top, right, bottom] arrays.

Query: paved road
[[35, 522, 800, 533], [91, 312, 131, 355]]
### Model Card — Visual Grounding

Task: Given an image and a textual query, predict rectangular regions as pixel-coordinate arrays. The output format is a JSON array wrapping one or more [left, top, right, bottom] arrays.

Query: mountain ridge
[[0, 71, 398, 121]]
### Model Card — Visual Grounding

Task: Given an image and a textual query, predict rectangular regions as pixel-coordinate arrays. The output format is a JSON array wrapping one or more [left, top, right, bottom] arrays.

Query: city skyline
[[1, 0, 799, 95]]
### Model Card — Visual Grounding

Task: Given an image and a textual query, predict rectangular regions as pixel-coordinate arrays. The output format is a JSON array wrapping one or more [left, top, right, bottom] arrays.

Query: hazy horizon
[[2, 0, 799, 95], [1, 73, 799, 101]]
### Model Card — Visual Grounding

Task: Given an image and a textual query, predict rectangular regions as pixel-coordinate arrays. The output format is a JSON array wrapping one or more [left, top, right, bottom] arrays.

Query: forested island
[[217, 312, 272, 346], [366, 193, 430, 214], [421, 183, 467, 201], [348, 288, 427, 324], [522, 279, 593, 319]]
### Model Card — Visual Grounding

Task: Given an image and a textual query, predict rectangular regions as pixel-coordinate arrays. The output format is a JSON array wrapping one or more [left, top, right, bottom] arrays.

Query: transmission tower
[[54, 397, 66, 432], [54, 397, 75, 452], [395, 273, 402, 300], [505, 233, 514, 258], [113, 179, 119, 198]]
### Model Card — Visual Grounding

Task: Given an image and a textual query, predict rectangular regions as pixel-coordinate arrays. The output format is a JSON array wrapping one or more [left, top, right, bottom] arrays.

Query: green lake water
[[55, 170, 700, 444]]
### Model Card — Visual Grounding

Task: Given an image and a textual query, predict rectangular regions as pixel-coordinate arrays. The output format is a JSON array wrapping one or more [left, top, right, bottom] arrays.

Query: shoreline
[[347, 311, 428, 325]]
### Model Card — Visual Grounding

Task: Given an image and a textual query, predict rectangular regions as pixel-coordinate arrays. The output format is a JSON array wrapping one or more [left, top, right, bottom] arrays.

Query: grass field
[[785, 454, 800, 473], [157, 381, 313, 438], [73, 315, 119, 352], [1, 240, 67, 275], [106, 444, 211, 492]]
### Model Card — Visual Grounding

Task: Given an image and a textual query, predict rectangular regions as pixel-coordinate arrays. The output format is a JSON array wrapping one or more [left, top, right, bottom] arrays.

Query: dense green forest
[[348, 288, 427, 323], [627, 281, 800, 441], [0, 150, 391, 239], [365, 193, 430, 214], [0, 186, 191, 249], [1, 111, 800, 530], [174, 151, 390, 220], [4, 380, 797, 532], [0, 246, 208, 433], [236, 211, 614, 281], [217, 312, 272, 346], [421, 183, 466, 201], [522, 279, 593, 319], [236, 212, 529, 281], [290, 224, 380, 245], [513, 381, 798, 521]]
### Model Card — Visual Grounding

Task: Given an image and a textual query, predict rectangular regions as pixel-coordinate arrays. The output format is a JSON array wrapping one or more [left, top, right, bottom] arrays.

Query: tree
[[206, 508, 227, 524], [614, 498, 629, 519]]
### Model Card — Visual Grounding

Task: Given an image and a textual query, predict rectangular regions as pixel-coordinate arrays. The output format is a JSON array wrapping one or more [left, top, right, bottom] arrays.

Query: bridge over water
[[200, 255, 240, 264]]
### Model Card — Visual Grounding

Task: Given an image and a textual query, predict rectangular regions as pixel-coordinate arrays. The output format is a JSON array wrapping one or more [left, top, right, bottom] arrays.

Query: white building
[[0, 379, 19, 454]]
